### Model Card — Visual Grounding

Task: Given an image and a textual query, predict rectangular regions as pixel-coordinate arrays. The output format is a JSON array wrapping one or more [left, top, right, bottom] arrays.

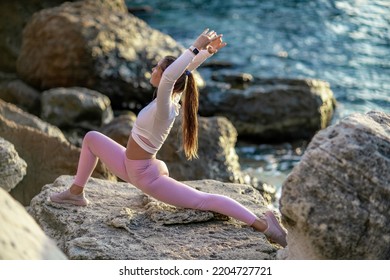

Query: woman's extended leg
[[150, 175, 258, 225], [126, 159, 287, 247], [151, 175, 287, 246], [50, 131, 131, 205]]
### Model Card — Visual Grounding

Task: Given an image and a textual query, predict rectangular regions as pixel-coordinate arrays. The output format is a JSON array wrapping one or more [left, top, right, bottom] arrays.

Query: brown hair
[[160, 56, 199, 160]]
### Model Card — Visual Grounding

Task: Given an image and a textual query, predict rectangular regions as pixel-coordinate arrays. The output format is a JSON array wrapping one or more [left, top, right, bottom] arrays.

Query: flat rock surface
[[29, 175, 280, 260]]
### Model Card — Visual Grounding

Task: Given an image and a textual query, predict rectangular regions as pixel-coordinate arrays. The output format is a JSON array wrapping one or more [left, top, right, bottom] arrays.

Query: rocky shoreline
[[1, 0, 389, 260]]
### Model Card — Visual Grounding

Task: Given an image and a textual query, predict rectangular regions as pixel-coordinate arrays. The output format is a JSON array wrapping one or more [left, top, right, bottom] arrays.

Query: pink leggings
[[74, 131, 257, 225]]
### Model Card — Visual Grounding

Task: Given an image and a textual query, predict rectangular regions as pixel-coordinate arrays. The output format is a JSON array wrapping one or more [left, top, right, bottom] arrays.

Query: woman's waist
[[126, 135, 156, 160]]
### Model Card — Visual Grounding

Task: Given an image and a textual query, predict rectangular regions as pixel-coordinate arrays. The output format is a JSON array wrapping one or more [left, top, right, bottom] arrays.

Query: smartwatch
[[189, 46, 199, 55]]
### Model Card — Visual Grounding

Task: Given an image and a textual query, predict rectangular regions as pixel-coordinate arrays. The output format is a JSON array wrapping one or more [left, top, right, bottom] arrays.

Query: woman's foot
[[263, 211, 287, 247], [50, 189, 89, 206]]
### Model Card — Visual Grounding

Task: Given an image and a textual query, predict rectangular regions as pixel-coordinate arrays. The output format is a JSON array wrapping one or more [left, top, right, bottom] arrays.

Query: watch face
[[190, 46, 199, 55]]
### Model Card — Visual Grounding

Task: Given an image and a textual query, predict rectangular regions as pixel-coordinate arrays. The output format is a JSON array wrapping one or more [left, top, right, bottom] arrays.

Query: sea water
[[128, 0, 390, 194]]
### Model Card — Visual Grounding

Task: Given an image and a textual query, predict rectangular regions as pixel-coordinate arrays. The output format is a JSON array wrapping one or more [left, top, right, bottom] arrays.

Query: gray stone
[[144, 198, 230, 225], [28, 175, 279, 260], [280, 111, 390, 259]]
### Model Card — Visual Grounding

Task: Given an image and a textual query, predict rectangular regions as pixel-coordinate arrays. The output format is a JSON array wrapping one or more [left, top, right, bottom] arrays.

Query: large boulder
[[28, 175, 278, 260], [200, 75, 336, 142], [280, 111, 390, 259], [0, 187, 67, 259], [16, 0, 204, 109]]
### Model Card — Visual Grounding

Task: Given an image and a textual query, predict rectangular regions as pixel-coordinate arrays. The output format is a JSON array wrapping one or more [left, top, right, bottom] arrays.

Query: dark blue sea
[[127, 0, 390, 193]]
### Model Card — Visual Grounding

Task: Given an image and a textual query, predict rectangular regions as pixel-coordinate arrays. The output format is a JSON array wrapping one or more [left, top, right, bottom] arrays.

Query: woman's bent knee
[[83, 131, 101, 144]]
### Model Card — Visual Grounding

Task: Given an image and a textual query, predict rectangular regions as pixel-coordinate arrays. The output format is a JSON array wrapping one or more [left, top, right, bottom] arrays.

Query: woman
[[51, 29, 287, 247]]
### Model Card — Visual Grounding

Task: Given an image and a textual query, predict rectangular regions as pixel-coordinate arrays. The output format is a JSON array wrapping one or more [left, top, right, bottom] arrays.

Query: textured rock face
[[28, 175, 279, 260], [280, 111, 390, 259], [0, 138, 27, 192], [0, 188, 67, 260]]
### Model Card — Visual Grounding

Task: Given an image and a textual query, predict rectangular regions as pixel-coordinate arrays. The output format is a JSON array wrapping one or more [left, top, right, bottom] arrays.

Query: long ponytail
[[182, 73, 199, 160]]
